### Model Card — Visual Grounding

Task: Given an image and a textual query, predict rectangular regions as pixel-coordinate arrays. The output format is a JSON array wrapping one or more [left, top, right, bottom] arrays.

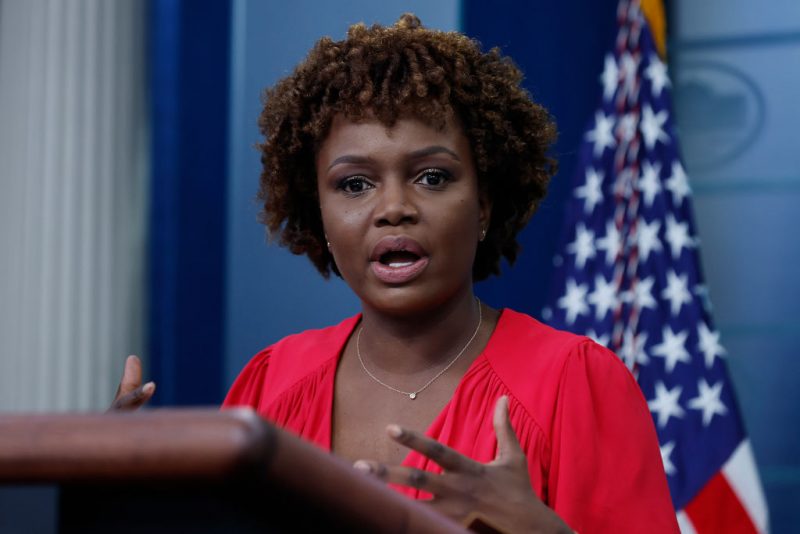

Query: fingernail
[[143, 382, 155, 393], [386, 424, 403, 438], [353, 460, 372, 474]]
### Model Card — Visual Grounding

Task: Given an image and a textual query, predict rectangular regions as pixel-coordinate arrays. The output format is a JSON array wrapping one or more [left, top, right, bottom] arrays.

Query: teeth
[[388, 261, 414, 268]]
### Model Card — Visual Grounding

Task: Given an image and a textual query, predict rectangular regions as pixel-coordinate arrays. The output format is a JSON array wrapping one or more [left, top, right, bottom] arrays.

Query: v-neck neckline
[[323, 309, 506, 466]]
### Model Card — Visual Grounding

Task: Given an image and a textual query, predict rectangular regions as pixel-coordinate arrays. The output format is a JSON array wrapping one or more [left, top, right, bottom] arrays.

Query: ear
[[478, 189, 493, 237]]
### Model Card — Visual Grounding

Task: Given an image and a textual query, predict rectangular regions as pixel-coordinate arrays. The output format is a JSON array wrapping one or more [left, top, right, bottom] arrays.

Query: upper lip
[[369, 236, 428, 262]]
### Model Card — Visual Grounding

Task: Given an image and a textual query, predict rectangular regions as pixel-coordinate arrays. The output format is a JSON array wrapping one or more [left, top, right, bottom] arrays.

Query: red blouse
[[223, 309, 679, 533]]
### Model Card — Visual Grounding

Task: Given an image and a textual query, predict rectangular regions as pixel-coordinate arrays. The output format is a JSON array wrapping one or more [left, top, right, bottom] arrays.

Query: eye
[[415, 168, 451, 187], [337, 176, 373, 194]]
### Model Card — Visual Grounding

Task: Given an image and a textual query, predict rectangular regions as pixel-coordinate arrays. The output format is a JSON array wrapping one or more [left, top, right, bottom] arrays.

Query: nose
[[373, 180, 419, 227]]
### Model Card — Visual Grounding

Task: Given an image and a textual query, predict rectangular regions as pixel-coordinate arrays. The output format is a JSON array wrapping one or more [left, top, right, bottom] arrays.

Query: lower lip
[[370, 257, 430, 284]]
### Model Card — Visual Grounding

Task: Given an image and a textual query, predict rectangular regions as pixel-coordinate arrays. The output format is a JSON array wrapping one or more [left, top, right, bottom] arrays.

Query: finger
[[386, 425, 483, 475], [111, 381, 155, 411], [353, 460, 455, 496], [116, 355, 143, 398], [110, 381, 155, 411], [492, 395, 524, 463]]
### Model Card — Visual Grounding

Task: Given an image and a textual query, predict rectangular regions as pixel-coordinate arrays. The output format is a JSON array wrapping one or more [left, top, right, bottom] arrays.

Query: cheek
[[320, 203, 370, 276], [322, 205, 364, 238], [319, 194, 346, 229], [441, 196, 482, 235]]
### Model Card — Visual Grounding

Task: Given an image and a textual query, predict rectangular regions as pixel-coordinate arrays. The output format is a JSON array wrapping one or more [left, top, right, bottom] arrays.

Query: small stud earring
[[326, 240, 331, 250], [479, 228, 487, 242]]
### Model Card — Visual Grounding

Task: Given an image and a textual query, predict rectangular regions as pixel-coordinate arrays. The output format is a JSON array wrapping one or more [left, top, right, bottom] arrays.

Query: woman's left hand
[[354, 396, 572, 534]]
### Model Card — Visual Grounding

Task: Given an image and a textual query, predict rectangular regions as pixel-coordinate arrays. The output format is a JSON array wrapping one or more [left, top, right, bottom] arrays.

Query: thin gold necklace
[[355, 298, 482, 400]]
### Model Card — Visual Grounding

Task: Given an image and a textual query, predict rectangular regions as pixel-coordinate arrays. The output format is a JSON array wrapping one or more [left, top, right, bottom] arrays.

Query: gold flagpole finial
[[640, 0, 667, 60]]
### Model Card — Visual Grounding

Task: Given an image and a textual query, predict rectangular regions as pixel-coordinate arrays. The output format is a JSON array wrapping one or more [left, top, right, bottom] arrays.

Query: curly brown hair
[[257, 13, 557, 280]]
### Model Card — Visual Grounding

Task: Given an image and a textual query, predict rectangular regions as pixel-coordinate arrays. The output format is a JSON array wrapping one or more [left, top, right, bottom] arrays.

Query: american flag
[[543, 1, 769, 531]]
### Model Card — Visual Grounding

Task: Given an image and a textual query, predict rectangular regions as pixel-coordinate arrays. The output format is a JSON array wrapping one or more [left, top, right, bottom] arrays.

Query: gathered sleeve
[[222, 347, 272, 410], [220, 338, 339, 449], [547, 340, 678, 533]]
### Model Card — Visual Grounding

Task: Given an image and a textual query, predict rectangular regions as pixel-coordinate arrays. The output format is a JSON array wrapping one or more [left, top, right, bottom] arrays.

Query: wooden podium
[[0, 409, 467, 533]]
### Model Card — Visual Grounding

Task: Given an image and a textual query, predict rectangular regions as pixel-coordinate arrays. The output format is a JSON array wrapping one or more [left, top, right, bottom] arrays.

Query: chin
[[362, 287, 431, 315], [361, 280, 470, 318]]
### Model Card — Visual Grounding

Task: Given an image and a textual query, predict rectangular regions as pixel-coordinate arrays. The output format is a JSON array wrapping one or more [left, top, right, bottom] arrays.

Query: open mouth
[[379, 250, 421, 268], [369, 236, 430, 284]]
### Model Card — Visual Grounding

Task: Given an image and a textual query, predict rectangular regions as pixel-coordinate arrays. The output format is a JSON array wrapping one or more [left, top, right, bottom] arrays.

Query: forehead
[[317, 114, 470, 161]]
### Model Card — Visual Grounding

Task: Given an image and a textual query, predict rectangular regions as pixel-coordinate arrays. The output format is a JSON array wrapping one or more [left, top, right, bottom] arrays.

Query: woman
[[115, 14, 678, 533]]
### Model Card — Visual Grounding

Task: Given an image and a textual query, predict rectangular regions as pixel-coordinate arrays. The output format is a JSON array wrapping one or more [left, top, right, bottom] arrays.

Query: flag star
[[665, 161, 691, 207], [575, 168, 604, 214], [631, 276, 658, 311], [600, 53, 619, 101], [660, 441, 677, 476], [637, 160, 662, 208], [596, 220, 621, 265], [588, 274, 618, 320], [688, 379, 728, 426], [698, 322, 727, 368], [665, 214, 694, 259], [586, 111, 616, 156], [620, 329, 650, 369], [586, 329, 611, 348], [557, 279, 590, 324], [662, 270, 692, 316], [651, 326, 691, 373], [567, 223, 596, 269], [636, 218, 662, 263], [644, 53, 671, 97], [648, 381, 685, 427], [640, 104, 669, 149]]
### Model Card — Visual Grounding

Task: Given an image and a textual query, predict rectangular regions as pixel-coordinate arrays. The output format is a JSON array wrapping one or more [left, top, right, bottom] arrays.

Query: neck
[[358, 289, 482, 375]]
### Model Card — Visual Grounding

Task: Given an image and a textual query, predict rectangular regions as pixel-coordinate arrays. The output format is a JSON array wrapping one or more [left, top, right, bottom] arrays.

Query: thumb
[[493, 395, 524, 463], [117, 355, 143, 396]]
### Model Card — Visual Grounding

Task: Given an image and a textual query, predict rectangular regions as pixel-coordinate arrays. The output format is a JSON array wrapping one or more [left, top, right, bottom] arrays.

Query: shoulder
[[484, 308, 639, 428], [269, 315, 359, 362], [223, 315, 359, 407], [480, 310, 675, 531], [485, 308, 628, 383]]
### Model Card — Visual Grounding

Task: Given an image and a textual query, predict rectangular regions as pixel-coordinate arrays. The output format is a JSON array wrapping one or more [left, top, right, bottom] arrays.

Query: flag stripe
[[676, 511, 698, 534], [684, 472, 757, 534], [722, 441, 769, 532]]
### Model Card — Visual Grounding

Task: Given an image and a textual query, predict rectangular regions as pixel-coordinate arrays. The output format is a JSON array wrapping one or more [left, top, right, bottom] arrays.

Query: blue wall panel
[[671, 0, 800, 527]]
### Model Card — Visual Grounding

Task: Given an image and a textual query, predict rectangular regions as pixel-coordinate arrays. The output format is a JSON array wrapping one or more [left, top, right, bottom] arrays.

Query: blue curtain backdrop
[[149, 0, 231, 406]]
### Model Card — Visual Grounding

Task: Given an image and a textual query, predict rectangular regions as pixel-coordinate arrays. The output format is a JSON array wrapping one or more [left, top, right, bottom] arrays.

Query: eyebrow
[[408, 145, 461, 161], [327, 155, 373, 171], [326, 145, 460, 171]]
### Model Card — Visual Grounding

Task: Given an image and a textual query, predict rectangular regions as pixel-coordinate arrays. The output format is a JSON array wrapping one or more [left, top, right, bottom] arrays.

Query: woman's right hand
[[109, 355, 156, 411]]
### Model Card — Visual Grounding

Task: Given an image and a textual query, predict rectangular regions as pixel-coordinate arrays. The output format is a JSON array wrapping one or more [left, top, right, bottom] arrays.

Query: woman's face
[[316, 114, 491, 316]]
